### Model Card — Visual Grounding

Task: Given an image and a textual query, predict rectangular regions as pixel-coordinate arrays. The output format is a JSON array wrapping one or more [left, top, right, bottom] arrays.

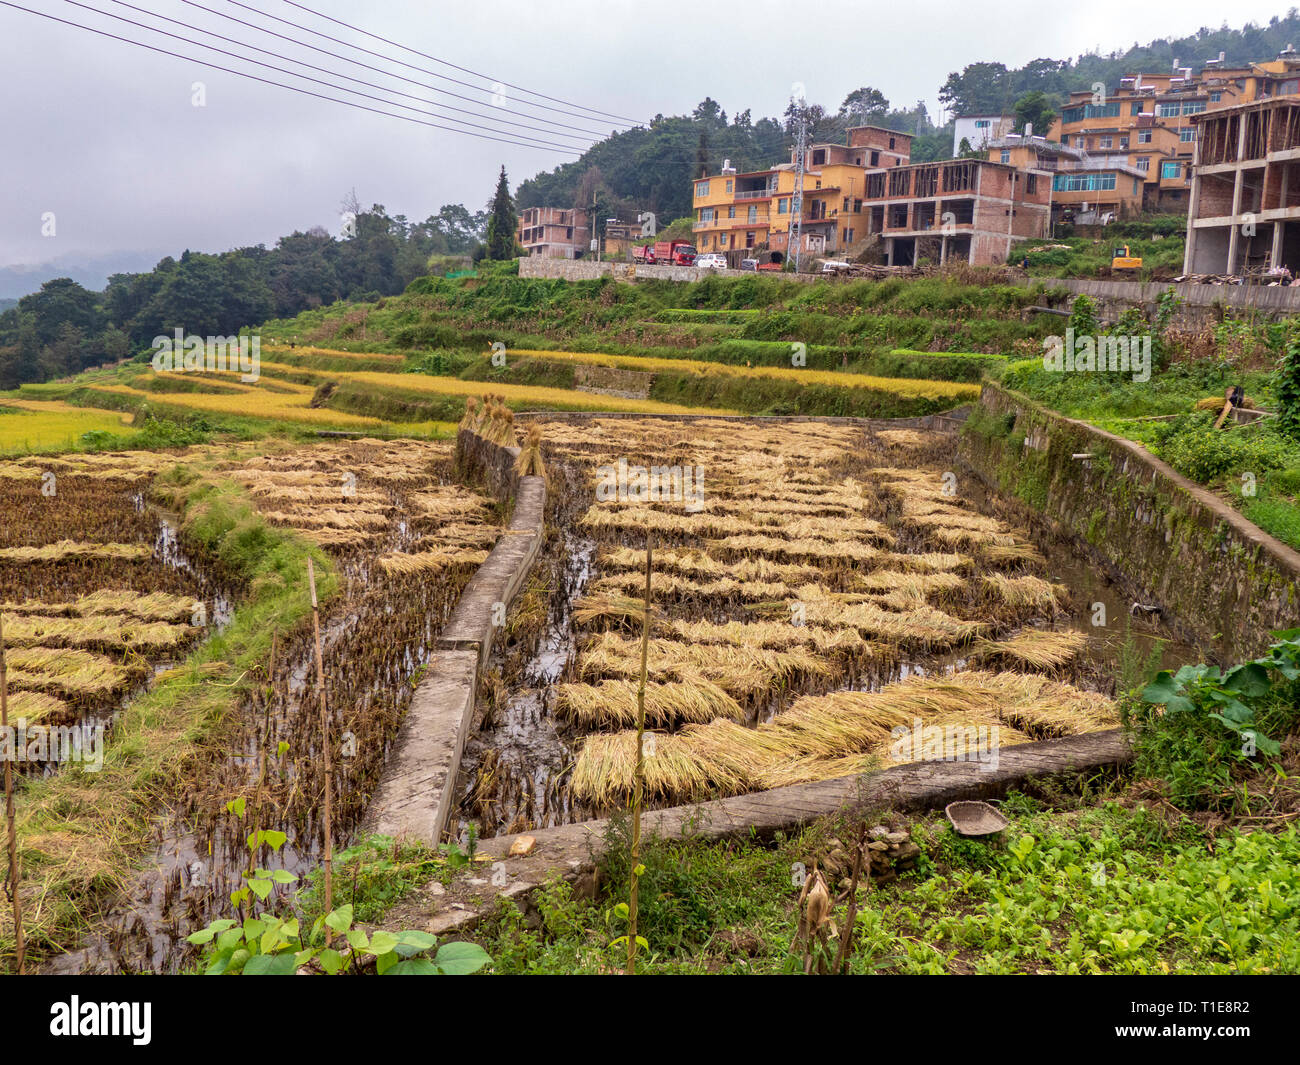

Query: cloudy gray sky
[[0, 0, 1292, 270]]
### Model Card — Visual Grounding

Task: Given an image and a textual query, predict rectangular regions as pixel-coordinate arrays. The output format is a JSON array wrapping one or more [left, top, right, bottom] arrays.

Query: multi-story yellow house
[[693, 127, 911, 259]]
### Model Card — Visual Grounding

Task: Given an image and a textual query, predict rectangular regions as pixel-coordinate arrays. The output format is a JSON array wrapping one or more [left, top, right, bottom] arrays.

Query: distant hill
[[0, 250, 170, 300]]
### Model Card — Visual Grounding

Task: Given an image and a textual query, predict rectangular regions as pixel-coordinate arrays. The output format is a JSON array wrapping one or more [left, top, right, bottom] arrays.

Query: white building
[[952, 113, 1015, 155]]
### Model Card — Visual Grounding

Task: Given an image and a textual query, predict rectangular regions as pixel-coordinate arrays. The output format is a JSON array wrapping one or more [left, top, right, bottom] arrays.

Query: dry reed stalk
[[0, 612, 25, 973], [306, 558, 333, 942]]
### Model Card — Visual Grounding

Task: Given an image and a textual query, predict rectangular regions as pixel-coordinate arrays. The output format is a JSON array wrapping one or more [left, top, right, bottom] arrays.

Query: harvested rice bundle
[[878, 551, 974, 574], [979, 541, 1046, 568], [971, 629, 1089, 670], [515, 423, 546, 478], [259, 507, 391, 530], [666, 618, 870, 656], [983, 672, 1118, 736], [573, 592, 660, 631], [5, 646, 133, 697], [795, 586, 986, 648], [0, 540, 151, 563], [857, 570, 966, 599], [297, 527, 377, 549], [874, 429, 933, 448], [460, 395, 480, 430], [712, 534, 882, 564], [980, 573, 1066, 613], [749, 514, 895, 545], [601, 547, 821, 585], [577, 633, 829, 697], [5, 689, 70, 724], [580, 506, 752, 539], [377, 547, 490, 576], [408, 490, 490, 522], [570, 731, 733, 805], [590, 572, 792, 603], [905, 511, 1005, 533], [926, 526, 1018, 549], [0, 612, 193, 652], [435, 523, 500, 549], [554, 679, 745, 729]]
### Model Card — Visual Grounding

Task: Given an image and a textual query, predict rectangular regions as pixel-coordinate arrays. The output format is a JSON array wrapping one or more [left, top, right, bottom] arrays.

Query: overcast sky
[[1, 0, 1293, 268]]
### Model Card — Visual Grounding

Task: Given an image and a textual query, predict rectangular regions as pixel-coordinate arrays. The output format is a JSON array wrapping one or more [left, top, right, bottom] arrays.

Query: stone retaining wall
[[365, 433, 546, 844], [958, 382, 1300, 661], [1042, 277, 1300, 327]]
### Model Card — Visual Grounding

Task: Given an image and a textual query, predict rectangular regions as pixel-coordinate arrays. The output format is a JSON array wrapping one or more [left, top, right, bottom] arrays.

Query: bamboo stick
[[307, 559, 334, 942], [626, 534, 653, 976], [0, 612, 25, 974]]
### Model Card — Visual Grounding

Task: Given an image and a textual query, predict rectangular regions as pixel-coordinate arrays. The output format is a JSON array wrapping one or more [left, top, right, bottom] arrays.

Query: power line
[[0, 1, 584, 153], [60, 0, 591, 152], [276, 0, 644, 127], [174, 0, 611, 139]]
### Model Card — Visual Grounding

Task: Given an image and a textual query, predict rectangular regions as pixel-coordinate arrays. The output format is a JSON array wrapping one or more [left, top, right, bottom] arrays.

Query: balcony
[[735, 188, 776, 200]]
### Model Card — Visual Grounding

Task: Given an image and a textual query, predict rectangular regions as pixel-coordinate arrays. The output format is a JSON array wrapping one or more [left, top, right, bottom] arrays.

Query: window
[[1052, 172, 1117, 192], [870, 150, 880, 166], [700, 207, 715, 222], [565, 227, 573, 239], [718, 234, 728, 247], [1136, 158, 1149, 172], [777, 198, 789, 214], [747, 205, 757, 223], [1161, 161, 1182, 179], [695, 181, 710, 197], [843, 198, 850, 212], [1026, 173, 1038, 194], [845, 228, 854, 243], [1183, 100, 1206, 114], [812, 149, 826, 165], [746, 231, 755, 248], [1180, 128, 1196, 142], [1130, 102, 1142, 115], [1157, 102, 1180, 118], [1062, 101, 1121, 122], [854, 199, 862, 212], [725, 179, 733, 193], [889, 137, 895, 148], [1132, 179, 1139, 195], [1138, 130, 1152, 143], [1000, 149, 1010, 163], [975, 119, 990, 128], [1099, 136, 1113, 148], [727, 205, 735, 218], [1210, 91, 1222, 102]]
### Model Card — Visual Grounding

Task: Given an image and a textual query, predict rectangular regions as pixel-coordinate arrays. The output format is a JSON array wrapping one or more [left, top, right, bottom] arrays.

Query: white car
[[695, 253, 728, 269]]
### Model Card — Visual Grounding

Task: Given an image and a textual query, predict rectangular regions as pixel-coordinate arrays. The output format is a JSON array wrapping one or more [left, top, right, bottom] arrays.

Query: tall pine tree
[[485, 165, 518, 261]]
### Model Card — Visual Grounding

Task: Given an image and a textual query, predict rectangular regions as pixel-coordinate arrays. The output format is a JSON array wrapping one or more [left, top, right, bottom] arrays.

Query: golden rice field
[[0, 399, 134, 453], [491, 348, 982, 401], [459, 414, 1117, 833], [254, 359, 736, 414]]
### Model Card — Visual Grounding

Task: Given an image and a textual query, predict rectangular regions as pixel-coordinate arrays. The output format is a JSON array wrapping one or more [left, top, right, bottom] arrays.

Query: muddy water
[[452, 436, 1197, 840]]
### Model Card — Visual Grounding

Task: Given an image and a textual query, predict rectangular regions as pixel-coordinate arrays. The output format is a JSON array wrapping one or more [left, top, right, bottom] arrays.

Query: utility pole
[[589, 197, 600, 261], [790, 109, 808, 272]]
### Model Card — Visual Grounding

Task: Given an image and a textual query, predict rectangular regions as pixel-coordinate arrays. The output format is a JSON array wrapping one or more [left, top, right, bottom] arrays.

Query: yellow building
[[692, 127, 911, 259]]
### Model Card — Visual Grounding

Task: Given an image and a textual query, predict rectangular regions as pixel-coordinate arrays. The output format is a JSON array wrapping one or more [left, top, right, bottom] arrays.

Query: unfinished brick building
[[861, 158, 1053, 266], [1184, 98, 1300, 274]]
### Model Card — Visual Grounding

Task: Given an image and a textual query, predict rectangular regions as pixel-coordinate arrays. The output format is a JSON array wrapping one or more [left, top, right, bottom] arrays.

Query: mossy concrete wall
[[958, 383, 1300, 662]]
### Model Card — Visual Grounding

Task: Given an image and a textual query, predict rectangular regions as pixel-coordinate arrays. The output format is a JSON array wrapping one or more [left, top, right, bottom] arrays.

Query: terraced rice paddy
[[0, 399, 135, 452], [1, 437, 499, 971], [455, 415, 1185, 837]]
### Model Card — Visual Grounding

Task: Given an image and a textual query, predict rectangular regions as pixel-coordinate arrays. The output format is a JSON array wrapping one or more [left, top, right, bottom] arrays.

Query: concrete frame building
[[1183, 97, 1300, 275], [517, 207, 590, 259]]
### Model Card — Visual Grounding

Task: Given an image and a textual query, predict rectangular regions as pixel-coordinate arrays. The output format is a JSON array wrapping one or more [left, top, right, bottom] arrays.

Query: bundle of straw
[[515, 423, 545, 477]]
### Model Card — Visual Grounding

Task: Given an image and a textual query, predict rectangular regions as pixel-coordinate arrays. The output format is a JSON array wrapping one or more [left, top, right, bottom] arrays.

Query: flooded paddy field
[[453, 417, 1194, 840], [1, 440, 498, 973]]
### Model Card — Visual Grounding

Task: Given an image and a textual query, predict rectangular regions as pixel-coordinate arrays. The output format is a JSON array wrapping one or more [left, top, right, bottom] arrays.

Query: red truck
[[632, 240, 697, 265]]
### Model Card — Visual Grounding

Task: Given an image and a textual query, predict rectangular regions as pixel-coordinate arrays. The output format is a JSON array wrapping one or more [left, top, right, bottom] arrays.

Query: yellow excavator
[[1111, 245, 1143, 275]]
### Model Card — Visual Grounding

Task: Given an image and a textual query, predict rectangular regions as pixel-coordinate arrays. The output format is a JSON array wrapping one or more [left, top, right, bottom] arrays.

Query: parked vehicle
[[695, 252, 728, 269], [819, 259, 852, 275], [1111, 244, 1143, 274], [739, 258, 759, 271], [631, 240, 697, 265]]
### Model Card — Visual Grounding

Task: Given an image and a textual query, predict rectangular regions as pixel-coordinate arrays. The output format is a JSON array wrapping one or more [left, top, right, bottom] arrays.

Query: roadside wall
[[518, 256, 819, 284], [365, 432, 545, 845], [1041, 277, 1300, 326], [958, 382, 1300, 661]]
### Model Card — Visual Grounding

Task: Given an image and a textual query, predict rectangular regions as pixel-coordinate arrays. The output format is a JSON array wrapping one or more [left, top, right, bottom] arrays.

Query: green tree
[[838, 86, 890, 125], [485, 165, 518, 261], [1014, 91, 1057, 136]]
